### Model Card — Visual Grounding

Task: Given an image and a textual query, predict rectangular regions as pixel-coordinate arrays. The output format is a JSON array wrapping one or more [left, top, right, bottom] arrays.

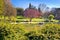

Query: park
[[0, 0, 60, 40]]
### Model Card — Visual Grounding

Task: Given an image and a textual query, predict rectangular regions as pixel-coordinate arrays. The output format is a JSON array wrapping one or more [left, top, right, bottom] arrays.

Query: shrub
[[0, 21, 60, 40], [0, 22, 26, 40]]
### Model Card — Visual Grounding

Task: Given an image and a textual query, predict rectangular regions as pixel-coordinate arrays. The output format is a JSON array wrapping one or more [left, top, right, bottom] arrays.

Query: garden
[[0, 0, 60, 40], [0, 21, 60, 40]]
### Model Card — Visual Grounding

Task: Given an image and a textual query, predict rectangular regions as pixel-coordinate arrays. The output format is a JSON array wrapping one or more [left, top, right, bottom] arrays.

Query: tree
[[0, 0, 5, 19], [38, 4, 50, 17], [4, 0, 17, 17], [24, 3, 41, 22], [29, 3, 32, 9], [48, 14, 54, 21], [4, 0, 17, 21], [16, 8, 24, 16], [38, 4, 46, 13], [0, 0, 17, 21], [29, 3, 37, 9], [0, 0, 5, 13], [24, 9, 41, 22]]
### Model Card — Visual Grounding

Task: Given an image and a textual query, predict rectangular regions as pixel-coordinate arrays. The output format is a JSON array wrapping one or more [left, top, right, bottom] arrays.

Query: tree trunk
[[30, 18, 32, 24]]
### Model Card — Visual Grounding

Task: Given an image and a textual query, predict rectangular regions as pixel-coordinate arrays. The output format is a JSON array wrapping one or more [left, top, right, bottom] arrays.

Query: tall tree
[[29, 3, 36, 9], [0, 0, 5, 20], [4, 0, 17, 17], [38, 4, 50, 13], [38, 4, 46, 13], [0, 0, 5, 16], [29, 3, 32, 9], [38, 4, 50, 17]]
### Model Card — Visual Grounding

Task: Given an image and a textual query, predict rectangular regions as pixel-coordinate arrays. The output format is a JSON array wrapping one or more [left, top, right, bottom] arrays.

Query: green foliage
[[41, 24, 60, 40], [48, 14, 54, 21], [16, 8, 24, 16], [0, 21, 26, 40], [0, 0, 5, 15], [10, 16, 16, 22], [0, 21, 60, 40]]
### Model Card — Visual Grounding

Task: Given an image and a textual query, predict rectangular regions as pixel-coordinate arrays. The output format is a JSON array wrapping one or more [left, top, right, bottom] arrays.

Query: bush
[[41, 24, 60, 40], [0, 22, 26, 40], [24, 31, 46, 40], [0, 21, 60, 40]]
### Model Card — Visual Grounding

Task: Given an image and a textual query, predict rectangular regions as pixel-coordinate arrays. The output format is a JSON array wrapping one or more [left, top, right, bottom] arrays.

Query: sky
[[11, 0, 60, 9]]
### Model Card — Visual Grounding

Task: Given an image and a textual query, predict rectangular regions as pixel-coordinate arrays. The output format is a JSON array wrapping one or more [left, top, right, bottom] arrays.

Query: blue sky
[[11, 0, 60, 9]]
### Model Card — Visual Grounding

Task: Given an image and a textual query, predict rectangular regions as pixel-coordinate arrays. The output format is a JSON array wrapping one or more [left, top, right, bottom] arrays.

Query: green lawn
[[16, 18, 59, 22]]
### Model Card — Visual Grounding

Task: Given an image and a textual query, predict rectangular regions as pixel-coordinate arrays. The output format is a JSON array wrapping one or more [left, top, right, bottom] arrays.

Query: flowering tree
[[24, 9, 41, 22]]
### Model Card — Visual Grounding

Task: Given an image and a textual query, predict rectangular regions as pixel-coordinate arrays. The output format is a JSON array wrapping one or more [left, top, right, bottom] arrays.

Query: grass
[[16, 18, 59, 23], [0, 16, 59, 23], [16, 18, 45, 22]]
